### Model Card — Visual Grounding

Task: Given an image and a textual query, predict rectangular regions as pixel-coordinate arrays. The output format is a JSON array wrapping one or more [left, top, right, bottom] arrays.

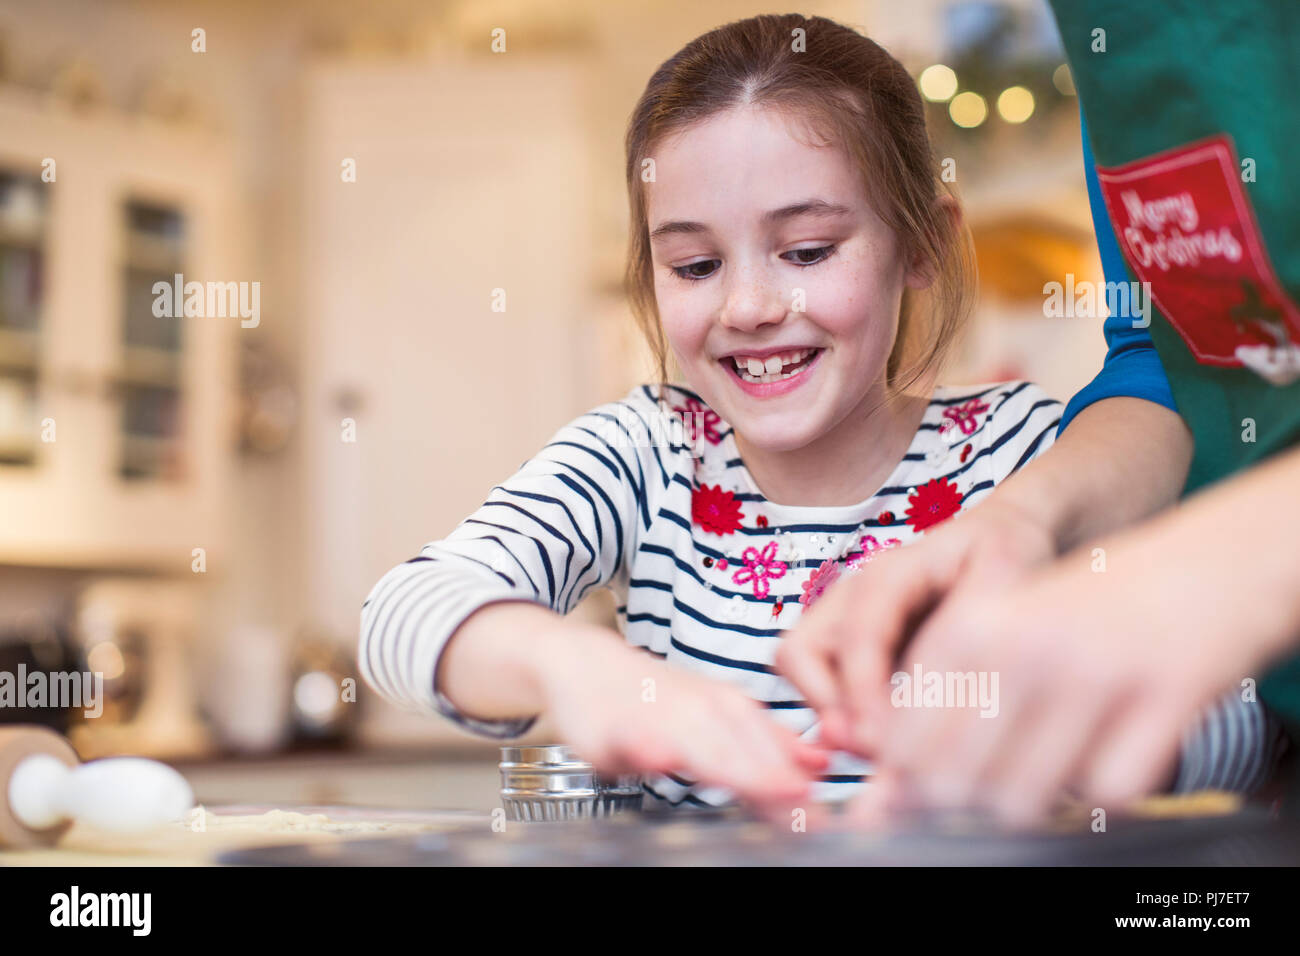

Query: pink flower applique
[[672, 397, 723, 446], [844, 534, 902, 571], [732, 540, 787, 599], [939, 398, 991, 436], [799, 560, 841, 608]]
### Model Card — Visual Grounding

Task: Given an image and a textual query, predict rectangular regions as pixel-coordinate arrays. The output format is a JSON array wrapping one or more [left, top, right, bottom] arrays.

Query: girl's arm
[[359, 389, 827, 808], [358, 390, 649, 737]]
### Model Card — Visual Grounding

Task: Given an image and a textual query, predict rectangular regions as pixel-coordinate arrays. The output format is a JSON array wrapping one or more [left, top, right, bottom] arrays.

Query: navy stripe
[[554, 468, 623, 581], [990, 380, 1032, 414], [642, 781, 715, 808], [546, 440, 620, 480], [626, 611, 672, 627], [1009, 418, 1061, 474], [553, 470, 618, 582], [670, 597, 783, 638], [497, 487, 595, 609], [459, 521, 541, 593], [477, 501, 561, 600], [669, 636, 773, 674], [573, 424, 651, 529]]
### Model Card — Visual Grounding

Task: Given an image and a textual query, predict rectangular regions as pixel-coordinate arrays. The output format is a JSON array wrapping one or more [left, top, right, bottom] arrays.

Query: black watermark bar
[[0, 865, 1293, 942]]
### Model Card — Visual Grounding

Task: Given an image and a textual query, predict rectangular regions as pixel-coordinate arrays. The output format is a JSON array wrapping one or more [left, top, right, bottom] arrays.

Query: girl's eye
[[782, 245, 837, 266], [667, 245, 837, 282], [671, 260, 720, 281]]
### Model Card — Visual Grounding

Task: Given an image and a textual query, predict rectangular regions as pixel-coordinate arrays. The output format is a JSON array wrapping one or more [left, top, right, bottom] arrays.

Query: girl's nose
[[719, 262, 787, 333]]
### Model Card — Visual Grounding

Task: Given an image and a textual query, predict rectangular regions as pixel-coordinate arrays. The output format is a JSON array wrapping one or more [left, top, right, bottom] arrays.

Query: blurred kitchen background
[[0, 0, 1105, 808]]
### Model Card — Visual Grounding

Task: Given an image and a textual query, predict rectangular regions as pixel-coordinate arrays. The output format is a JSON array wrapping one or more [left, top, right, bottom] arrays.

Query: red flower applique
[[692, 484, 744, 535], [799, 560, 841, 608], [905, 478, 963, 532], [732, 540, 787, 599], [939, 398, 991, 436], [672, 397, 723, 446]]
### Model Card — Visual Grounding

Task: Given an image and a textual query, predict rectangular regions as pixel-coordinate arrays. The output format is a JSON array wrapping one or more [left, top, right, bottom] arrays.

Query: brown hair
[[623, 13, 975, 397]]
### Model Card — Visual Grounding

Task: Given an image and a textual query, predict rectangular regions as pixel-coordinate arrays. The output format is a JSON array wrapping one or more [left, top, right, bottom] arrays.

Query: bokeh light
[[919, 64, 959, 102], [949, 91, 988, 128], [997, 86, 1035, 123]]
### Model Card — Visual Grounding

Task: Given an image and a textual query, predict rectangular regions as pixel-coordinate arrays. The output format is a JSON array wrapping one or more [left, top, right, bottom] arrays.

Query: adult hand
[[776, 497, 1057, 758], [849, 480, 1300, 827]]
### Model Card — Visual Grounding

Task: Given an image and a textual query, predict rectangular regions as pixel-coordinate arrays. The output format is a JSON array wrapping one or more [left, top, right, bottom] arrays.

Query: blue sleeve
[[1057, 112, 1179, 434]]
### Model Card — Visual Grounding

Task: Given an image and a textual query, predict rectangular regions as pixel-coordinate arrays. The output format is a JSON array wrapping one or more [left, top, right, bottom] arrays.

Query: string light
[[996, 86, 1035, 123], [918, 64, 958, 102], [949, 91, 987, 128], [1053, 63, 1075, 95]]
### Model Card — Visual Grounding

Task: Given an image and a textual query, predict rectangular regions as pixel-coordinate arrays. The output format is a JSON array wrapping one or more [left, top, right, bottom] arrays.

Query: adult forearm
[[994, 397, 1193, 553], [1117, 442, 1300, 662]]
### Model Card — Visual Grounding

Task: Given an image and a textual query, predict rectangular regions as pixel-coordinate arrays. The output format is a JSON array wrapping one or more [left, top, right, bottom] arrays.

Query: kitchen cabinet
[[0, 88, 242, 570]]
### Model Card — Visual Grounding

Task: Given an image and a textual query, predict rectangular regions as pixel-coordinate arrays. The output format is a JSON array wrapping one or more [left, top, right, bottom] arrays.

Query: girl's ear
[[904, 195, 962, 290]]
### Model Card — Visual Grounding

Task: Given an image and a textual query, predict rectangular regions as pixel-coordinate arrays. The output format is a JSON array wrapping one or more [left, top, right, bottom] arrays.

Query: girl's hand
[[775, 497, 1057, 758], [536, 626, 831, 817]]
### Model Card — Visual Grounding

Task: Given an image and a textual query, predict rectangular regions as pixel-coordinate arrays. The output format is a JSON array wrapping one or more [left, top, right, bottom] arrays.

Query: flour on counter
[[191, 807, 443, 833]]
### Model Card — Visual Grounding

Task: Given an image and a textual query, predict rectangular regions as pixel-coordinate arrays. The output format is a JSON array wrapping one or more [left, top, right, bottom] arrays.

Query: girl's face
[[647, 105, 930, 452]]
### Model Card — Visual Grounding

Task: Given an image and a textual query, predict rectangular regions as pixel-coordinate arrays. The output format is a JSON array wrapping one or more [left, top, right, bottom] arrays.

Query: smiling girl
[[358, 14, 1062, 812]]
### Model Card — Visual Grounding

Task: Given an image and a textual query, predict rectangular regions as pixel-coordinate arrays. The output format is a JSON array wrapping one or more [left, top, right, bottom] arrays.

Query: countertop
[[2, 749, 1296, 866]]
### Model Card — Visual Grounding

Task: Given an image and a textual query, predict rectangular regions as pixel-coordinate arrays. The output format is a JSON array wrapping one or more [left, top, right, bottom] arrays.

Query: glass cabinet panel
[[0, 170, 47, 466], [119, 200, 185, 480]]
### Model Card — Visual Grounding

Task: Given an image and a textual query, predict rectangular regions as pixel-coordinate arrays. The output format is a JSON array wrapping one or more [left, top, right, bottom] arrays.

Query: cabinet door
[[0, 92, 239, 568], [300, 61, 594, 745]]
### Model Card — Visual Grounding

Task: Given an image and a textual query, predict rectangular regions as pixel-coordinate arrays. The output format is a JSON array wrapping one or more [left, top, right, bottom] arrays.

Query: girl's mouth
[[721, 347, 824, 394]]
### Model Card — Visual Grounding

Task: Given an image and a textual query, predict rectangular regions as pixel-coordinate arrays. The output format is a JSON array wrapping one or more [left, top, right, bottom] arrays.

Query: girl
[[359, 13, 1065, 812]]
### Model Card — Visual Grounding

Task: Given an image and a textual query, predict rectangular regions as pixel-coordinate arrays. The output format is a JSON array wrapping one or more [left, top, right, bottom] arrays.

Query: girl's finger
[[723, 697, 804, 792], [614, 731, 682, 778], [814, 707, 855, 751], [675, 703, 772, 797], [786, 733, 833, 772]]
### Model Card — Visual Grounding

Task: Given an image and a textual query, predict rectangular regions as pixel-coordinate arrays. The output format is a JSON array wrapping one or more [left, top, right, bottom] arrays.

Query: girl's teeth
[[732, 348, 817, 383]]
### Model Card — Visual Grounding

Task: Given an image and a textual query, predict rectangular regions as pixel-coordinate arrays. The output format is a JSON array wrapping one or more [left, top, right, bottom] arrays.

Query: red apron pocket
[[1097, 134, 1300, 382]]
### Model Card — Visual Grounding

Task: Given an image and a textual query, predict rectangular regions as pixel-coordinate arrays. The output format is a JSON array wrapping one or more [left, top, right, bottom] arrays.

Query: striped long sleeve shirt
[[359, 380, 1285, 807]]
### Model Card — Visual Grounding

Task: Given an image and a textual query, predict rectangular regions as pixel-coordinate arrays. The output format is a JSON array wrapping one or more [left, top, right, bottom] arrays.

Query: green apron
[[1049, 1, 1300, 742]]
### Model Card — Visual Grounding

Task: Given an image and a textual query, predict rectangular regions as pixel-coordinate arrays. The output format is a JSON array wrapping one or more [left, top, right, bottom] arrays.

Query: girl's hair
[[623, 13, 975, 396]]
